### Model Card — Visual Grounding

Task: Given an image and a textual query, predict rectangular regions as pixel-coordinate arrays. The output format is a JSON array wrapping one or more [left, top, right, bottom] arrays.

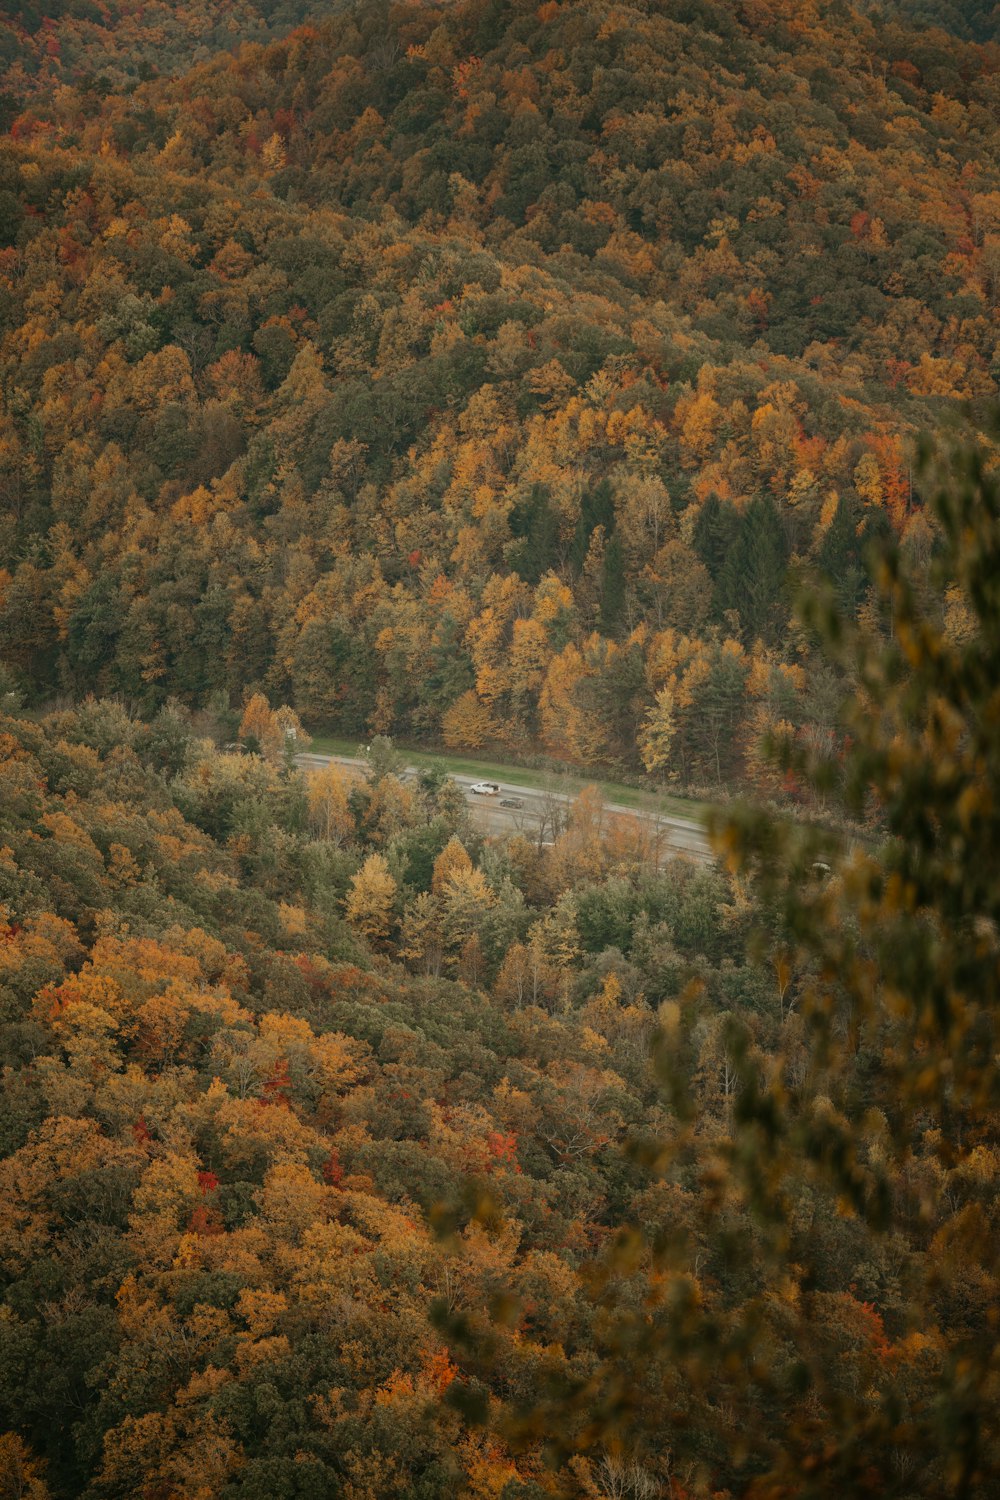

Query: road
[[297, 752, 714, 864]]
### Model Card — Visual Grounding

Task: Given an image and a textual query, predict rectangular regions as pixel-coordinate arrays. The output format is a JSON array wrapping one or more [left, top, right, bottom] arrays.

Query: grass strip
[[305, 734, 712, 823]]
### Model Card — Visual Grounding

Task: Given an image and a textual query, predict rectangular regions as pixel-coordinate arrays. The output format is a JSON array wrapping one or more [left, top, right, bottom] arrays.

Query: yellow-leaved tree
[[239, 692, 310, 765], [344, 853, 397, 949], [306, 762, 355, 843], [638, 685, 676, 778]]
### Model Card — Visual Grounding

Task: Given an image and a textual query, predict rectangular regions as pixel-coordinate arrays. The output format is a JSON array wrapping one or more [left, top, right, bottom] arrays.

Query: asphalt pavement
[[297, 752, 714, 863]]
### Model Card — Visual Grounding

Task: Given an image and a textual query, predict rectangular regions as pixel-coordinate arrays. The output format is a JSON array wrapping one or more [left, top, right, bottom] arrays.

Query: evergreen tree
[[719, 496, 789, 646], [694, 494, 742, 623], [816, 493, 866, 616], [508, 485, 559, 585], [65, 574, 123, 697], [599, 533, 627, 634], [570, 479, 615, 574], [692, 493, 739, 583]]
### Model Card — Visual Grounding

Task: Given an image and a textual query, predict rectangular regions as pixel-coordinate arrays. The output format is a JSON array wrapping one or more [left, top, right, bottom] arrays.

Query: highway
[[297, 752, 714, 864]]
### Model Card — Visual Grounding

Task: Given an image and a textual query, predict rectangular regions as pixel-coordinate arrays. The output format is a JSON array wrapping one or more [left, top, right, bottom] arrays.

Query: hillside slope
[[0, 698, 760, 1497], [0, 639, 996, 1498], [1, 0, 998, 790]]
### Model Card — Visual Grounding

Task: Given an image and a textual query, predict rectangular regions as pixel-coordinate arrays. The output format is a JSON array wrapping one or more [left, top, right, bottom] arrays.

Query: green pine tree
[[816, 493, 866, 616], [693, 493, 739, 582], [599, 532, 627, 634], [570, 479, 615, 574], [509, 484, 559, 584], [719, 496, 789, 646]]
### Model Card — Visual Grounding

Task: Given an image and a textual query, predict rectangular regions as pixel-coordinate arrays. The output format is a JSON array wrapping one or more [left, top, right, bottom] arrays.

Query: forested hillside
[[2, 0, 1000, 1494], [1, 0, 999, 789], [0, 544, 998, 1499], [0, 0, 321, 121], [0, 697, 806, 1496], [859, 0, 1000, 42]]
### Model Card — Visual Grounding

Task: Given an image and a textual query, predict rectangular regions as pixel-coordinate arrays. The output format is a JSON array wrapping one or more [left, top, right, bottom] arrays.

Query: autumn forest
[[1, 0, 999, 1496]]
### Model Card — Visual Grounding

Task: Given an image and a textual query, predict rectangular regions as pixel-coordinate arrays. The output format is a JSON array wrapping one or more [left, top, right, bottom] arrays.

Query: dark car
[[499, 796, 524, 809]]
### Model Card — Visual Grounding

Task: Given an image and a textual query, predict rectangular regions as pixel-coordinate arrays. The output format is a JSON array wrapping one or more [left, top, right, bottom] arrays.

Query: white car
[[469, 781, 500, 795]]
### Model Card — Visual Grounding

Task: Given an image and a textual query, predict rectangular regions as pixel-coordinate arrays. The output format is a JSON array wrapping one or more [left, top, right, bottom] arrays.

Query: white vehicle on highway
[[469, 781, 500, 795]]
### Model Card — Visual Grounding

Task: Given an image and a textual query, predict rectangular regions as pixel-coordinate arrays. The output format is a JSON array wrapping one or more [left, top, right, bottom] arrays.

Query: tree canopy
[[1, 0, 999, 793]]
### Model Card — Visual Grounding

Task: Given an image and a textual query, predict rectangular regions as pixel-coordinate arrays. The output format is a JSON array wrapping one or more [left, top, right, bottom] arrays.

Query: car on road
[[469, 781, 500, 795], [499, 796, 524, 809]]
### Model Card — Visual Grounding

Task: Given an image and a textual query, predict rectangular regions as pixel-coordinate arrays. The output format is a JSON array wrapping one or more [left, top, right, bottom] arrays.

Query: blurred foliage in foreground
[[438, 425, 1000, 1498]]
